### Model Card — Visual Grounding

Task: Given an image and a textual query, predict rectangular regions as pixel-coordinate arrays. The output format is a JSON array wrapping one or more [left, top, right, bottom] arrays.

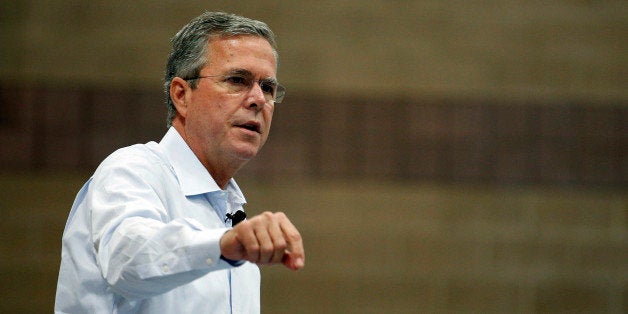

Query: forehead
[[204, 35, 277, 76]]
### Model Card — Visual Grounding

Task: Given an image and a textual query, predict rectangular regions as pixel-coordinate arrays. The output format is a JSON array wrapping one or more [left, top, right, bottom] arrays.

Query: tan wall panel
[[1, 1, 626, 101]]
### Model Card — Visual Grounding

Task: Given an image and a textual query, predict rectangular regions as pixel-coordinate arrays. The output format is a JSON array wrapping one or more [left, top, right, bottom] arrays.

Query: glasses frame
[[183, 74, 286, 104]]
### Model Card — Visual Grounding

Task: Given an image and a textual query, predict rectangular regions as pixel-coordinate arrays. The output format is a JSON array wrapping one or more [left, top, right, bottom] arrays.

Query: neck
[[172, 119, 243, 190], [205, 160, 237, 190]]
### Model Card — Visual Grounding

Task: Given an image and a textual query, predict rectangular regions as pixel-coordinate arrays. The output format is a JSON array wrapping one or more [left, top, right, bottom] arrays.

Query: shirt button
[[162, 264, 170, 273], [205, 258, 213, 265]]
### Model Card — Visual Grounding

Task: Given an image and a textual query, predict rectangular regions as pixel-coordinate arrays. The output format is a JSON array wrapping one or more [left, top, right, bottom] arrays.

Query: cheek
[[187, 104, 220, 137], [262, 113, 273, 135], [264, 106, 274, 125]]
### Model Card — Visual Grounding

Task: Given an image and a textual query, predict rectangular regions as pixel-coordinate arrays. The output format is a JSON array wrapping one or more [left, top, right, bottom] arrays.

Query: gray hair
[[164, 11, 278, 127]]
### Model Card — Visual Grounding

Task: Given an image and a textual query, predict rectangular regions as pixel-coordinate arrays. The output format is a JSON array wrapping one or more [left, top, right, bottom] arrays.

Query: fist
[[220, 211, 305, 270]]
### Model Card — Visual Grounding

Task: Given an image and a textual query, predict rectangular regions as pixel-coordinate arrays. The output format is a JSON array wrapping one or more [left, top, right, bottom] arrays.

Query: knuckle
[[287, 232, 302, 243], [246, 243, 260, 255], [236, 219, 251, 230], [260, 243, 274, 253], [274, 239, 287, 250]]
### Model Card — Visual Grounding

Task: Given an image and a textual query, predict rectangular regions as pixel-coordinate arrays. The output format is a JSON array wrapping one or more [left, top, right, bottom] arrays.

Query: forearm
[[96, 216, 234, 299]]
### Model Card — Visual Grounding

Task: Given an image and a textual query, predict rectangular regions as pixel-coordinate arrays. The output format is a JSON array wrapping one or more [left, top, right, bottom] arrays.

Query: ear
[[170, 77, 190, 119]]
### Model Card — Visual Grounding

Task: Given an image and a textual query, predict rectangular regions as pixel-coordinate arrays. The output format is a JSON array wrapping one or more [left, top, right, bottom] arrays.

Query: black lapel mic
[[225, 210, 246, 226]]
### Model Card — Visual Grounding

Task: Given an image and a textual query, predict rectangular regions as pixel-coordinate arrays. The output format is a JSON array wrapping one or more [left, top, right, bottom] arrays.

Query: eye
[[259, 81, 277, 95], [225, 75, 249, 86]]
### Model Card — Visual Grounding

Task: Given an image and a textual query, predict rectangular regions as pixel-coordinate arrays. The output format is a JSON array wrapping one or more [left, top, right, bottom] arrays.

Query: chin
[[230, 145, 261, 161]]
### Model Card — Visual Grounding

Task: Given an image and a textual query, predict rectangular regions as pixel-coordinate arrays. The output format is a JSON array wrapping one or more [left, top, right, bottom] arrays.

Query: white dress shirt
[[55, 127, 260, 313]]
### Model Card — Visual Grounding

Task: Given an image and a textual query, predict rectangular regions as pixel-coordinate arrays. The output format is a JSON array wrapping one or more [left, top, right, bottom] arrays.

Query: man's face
[[182, 35, 277, 172]]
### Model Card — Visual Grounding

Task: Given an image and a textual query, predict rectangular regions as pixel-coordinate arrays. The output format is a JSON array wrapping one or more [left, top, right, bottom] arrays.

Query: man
[[55, 11, 304, 313]]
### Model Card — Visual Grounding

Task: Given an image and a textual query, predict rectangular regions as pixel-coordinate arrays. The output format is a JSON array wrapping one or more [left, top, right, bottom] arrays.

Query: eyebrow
[[228, 68, 278, 84]]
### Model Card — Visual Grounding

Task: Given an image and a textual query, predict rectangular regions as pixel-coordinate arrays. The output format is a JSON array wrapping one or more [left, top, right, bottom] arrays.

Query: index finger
[[278, 214, 305, 270]]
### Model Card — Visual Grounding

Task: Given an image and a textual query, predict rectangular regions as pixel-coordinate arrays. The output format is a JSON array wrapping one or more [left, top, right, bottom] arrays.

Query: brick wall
[[1, 85, 625, 187], [248, 181, 627, 313], [1, 174, 625, 313], [2, 1, 626, 101], [1, 3, 626, 311]]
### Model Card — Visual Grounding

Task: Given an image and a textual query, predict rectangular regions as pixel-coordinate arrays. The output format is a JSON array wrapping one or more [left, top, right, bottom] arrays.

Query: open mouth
[[235, 121, 261, 134]]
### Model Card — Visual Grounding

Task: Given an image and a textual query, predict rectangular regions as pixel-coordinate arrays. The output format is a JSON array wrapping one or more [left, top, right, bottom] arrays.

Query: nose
[[244, 81, 267, 111]]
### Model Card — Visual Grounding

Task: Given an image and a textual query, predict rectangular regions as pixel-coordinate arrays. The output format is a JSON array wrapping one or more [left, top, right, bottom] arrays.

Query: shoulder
[[93, 141, 173, 183]]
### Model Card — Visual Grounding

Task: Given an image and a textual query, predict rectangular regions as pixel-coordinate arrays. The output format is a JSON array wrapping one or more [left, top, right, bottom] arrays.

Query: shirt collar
[[159, 127, 246, 204]]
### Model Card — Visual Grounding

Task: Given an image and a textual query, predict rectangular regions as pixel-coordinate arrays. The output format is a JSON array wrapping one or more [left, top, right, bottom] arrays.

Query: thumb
[[220, 229, 246, 261]]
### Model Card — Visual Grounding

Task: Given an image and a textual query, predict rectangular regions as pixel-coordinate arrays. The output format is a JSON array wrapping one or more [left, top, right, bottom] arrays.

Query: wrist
[[220, 255, 244, 266]]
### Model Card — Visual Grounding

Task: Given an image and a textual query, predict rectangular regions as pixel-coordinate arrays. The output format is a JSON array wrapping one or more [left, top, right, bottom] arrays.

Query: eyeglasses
[[183, 72, 286, 104]]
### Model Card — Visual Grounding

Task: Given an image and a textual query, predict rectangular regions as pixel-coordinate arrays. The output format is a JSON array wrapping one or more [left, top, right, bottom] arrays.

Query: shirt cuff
[[220, 255, 245, 267]]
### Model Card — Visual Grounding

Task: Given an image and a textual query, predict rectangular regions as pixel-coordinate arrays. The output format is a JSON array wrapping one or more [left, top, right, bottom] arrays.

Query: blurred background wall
[[0, 1, 626, 313]]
